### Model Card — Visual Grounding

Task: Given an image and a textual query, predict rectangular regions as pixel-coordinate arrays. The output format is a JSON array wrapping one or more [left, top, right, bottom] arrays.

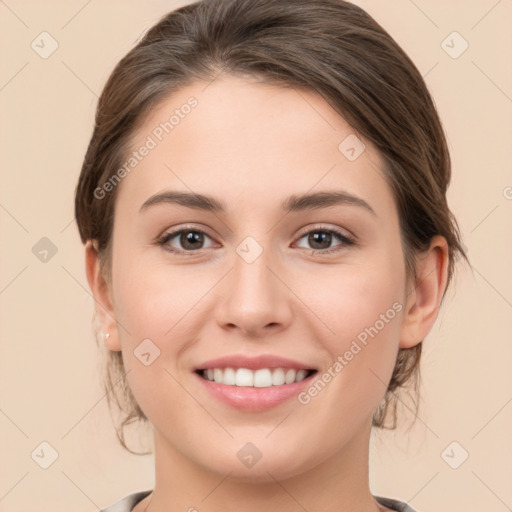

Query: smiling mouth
[[195, 367, 317, 387]]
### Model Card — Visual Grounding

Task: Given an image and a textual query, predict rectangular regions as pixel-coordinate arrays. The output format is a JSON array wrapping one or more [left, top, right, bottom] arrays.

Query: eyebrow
[[139, 190, 376, 216]]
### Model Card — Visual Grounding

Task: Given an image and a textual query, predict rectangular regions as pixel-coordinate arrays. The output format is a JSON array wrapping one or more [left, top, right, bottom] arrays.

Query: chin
[[196, 448, 315, 484]]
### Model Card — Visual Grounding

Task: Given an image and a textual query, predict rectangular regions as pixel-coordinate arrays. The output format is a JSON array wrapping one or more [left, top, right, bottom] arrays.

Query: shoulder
[[99, 490, 153, 512], [374, 495, 418, 512]]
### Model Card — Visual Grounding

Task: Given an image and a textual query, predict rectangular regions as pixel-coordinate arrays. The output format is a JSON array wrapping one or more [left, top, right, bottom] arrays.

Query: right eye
[[156, 227, 217, 254]]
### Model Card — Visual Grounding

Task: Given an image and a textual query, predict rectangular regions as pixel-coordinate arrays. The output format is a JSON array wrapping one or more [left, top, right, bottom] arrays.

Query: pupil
[[310, 232, 331, 249], [182, 231, 203, 249]]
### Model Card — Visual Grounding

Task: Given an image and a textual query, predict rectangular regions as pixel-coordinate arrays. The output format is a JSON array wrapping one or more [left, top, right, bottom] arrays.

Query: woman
[[74, 0, 468, 511]]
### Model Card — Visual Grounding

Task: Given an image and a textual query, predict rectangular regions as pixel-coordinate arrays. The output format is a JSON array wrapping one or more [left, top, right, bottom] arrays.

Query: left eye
[[295, 229, 354, 253], [157, 229, 215, 253]]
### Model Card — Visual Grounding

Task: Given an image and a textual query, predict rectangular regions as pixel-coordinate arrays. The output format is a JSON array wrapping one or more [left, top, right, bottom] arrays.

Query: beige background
[[1, 1, 511, 511]]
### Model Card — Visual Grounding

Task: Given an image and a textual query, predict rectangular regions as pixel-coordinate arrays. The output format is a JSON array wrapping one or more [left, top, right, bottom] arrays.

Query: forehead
[[115, 74, 394, 218]]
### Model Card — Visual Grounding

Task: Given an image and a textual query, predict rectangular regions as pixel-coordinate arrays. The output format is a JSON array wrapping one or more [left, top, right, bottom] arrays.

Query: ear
[[85, 240, 121, 351], [399, 235, 449, 349]]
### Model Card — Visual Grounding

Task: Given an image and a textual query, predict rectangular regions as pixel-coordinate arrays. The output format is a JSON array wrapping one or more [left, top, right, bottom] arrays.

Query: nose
[[215, 246, 293, 338]]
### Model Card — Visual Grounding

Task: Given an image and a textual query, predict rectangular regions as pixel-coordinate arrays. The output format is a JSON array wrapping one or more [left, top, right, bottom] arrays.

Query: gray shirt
[[100, 490, 417, 512]]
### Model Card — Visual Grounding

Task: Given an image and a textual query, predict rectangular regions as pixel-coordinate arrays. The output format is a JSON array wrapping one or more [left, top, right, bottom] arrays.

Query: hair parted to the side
[[74, 0, 468, 455]]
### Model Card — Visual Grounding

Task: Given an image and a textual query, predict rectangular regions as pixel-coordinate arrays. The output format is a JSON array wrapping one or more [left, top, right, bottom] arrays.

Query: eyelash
[[156, 225, 356, 256]]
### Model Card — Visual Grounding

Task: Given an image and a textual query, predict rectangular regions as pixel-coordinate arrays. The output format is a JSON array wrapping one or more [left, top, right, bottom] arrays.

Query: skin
[[86, 74, 449, 512]]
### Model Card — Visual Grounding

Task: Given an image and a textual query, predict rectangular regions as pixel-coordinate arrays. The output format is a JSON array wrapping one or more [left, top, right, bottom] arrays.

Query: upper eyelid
[[162, 225, 217, 242], [295, 223, 354, 239]]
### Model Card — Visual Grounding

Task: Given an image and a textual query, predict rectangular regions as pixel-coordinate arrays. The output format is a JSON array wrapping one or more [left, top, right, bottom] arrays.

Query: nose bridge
[[215, 237, 292, 335]]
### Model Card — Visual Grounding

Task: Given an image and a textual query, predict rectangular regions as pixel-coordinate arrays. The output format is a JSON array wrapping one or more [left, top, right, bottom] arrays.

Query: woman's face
[[103, 74, 413, 481]]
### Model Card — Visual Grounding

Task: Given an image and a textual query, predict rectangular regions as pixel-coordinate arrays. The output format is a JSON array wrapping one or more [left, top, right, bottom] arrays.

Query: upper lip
[[195, 354, 317, 371]]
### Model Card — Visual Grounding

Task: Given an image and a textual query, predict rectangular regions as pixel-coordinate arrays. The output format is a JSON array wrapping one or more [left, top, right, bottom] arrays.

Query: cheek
[[310, 262, 404, 343], [110, 256, 205, 421], [112, 253, 206, 341], [306, 261, 405, 397]]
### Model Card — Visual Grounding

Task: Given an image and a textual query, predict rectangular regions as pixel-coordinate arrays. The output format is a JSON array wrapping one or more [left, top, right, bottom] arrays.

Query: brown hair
[[74, 0, 468, 454]]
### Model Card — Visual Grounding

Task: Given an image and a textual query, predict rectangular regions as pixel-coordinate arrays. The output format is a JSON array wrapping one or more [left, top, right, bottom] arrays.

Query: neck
[[139, 418, 387, 512]]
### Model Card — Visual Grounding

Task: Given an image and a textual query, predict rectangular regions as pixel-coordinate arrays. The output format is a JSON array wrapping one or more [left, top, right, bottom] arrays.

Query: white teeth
[[235, 368, 254, 387], [213, 368, 223, 383], [223, 367, 236, 385], [285, 369, 296, 384], [201, 367, 313, 387], [254, 369, 272, 387], [296, 369, 308, 381], [271, 368, 285, 386]]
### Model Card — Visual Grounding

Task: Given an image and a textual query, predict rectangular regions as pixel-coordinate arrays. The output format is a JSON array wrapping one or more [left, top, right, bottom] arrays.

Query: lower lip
[[194, 371, 316, 412]]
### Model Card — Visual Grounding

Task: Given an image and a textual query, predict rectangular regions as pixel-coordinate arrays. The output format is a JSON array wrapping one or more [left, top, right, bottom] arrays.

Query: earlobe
[[85, 240, 122, 352], [399, 236, 449, 349]]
